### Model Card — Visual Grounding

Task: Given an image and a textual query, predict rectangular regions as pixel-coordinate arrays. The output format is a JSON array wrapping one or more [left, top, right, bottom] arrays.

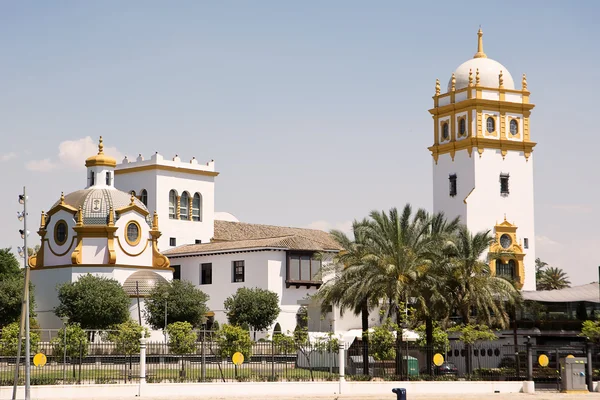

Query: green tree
[[215, 324, 253, 359], [537, 267, 571, 291], [104, 320, 149, 355], [369, 318, 397, 361], [415, 322, 449, 352], [55, 274, 130, 330], [0, 248, 21, 277], [0, 274, 36, 328], [535, 258, 548, 283], [144, 280, 209, 329], [224, 287, 280, 338], [580, 320, 600, 343], [451, 324, 497, 372], [0, 321, 40, 356], [167, 321, 198, 378]]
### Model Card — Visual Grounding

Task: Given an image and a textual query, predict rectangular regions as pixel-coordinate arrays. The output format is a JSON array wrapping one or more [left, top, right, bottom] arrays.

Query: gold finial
[[522, 73, 527, 90], [98, 136, 104, 155], [130, 193, 136, 206], [60, 192, 65, 205], [152, 211, 159, 230], [451, 73, 456, 91], [108, 206, 114, 226], [473, 27, 487, 59], [435, 79, 440, 95], [504, 214, 507, 221], [499, 70, 504, 88], [77, 206, 83, 226], [468, 69, 473, 87], [40, 211, 46, 229], [475, 68, 481, 86]]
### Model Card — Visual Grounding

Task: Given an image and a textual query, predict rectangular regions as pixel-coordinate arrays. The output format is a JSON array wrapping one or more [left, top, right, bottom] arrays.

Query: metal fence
[[2, 337, 599, 385]]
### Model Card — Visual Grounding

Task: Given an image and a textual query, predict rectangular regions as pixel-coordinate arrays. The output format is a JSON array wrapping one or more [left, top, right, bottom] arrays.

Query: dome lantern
[[85, 136, 117, 189]]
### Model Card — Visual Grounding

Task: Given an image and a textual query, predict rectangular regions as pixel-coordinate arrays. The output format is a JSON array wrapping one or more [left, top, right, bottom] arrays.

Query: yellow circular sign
[[433, 353, 444, 367], [232, 352, 244, 365], [33, 353, 47, 367], [566, 354, 575, 359], [538, 354, 549, 367]]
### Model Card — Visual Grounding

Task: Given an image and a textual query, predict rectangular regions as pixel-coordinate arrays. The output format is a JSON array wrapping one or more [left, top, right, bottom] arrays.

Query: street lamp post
[[12, 188, 31, 400]]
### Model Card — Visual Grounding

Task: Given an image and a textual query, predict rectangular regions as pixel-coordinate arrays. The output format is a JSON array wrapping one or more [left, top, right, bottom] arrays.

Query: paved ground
[[84, 394, 600, 400]]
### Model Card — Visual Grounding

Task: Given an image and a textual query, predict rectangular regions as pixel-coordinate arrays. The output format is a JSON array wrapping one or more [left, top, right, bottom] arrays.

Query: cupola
[[85, 136, 117, 188]]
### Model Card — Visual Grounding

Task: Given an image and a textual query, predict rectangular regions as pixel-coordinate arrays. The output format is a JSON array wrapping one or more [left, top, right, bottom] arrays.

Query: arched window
[[458, 118, 466, 136], [90, 171, 95, 186], [140, 189, 148, 206], [486, 117, 495, 133], [509, 119, 519, 135], [168, 190, 177, 219], [180, 192, 190, 220], [441, 122, 449, 140], [192, 193, 202, 222], [496, 259, 515, 279]]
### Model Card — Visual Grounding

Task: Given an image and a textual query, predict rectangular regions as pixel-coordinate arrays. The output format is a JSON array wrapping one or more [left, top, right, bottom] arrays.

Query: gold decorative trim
[[430, 98, 535, 116], [188, 196, 193, 221], [488, 218, 525, 289], [124, 220, 142, 246], [428, 137, 536, 160], [73, 225, 118, 238], [149, 212, 170, 269], [176, 195, 181, 220], [114, 164, 219, 177], [116, 237, 150, 257], [115, 204, 150, 217], [107, 236, 117, 264], [463, 187, 475, 204], [46, 236, 76, 257], [71, 237, 83, 265], [31, 264, 175, 272], [85, 136, 117, 168], [53, 219, 69, 246]]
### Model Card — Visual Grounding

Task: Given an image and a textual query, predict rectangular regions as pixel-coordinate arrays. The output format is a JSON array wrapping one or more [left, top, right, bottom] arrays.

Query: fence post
[[526, 338, 533, 382], [586, 341, 593, 392], [271, 340, 275, 380], [201, 330, 206, 382], [140, 338, 147, 384], [338, 342, 345, 395]]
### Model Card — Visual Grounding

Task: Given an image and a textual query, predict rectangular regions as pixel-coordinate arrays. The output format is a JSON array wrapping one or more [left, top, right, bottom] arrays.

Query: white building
[[429, 29, 536, 290], [29, 138, 173, 337]]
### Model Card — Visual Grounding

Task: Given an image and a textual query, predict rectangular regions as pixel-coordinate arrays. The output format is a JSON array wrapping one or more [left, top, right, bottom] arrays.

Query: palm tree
[[317, 219, 378, 374], [444, 226, 520, 328], [535, 258, 548, 283], [537, 267, 571, 290]]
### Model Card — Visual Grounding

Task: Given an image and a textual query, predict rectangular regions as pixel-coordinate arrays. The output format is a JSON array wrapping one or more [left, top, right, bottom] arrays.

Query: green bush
[[215, 324, 253, 359], [0, 322, 40, 356], [369, 319, 396, 361]]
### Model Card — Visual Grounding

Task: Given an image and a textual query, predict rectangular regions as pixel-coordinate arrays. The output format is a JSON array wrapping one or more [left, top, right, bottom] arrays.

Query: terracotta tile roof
[[164, 220, 343, 256]]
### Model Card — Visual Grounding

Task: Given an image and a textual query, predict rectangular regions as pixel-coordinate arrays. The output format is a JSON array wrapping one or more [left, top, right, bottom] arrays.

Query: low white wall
[[1, 381, 528, 399]]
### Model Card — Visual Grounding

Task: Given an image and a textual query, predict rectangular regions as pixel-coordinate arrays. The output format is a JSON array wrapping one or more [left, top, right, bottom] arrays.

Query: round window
[[442, 122, 449, 140], [54, 220, 68, 245], [486, 117, 495, 133], [125, 221, 141, 246], [509, 119, 518, 135], [500, 234, 512, 249]]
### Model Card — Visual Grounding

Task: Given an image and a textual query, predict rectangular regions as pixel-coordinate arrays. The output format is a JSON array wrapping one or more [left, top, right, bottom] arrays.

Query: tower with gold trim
[[429, 29, 536, 290]]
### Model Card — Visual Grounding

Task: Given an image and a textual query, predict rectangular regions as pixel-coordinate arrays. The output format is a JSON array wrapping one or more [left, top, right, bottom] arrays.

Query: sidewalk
[[86, 394, 600, 400]]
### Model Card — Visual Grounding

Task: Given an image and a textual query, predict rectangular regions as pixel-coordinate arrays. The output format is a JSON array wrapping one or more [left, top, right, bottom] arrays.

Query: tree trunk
[[361, 302, 369, 376], [425, 316, 433, 376]]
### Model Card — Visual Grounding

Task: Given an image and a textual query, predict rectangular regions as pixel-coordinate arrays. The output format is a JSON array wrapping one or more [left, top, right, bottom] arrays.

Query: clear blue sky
[[1, 1, 598, 285]]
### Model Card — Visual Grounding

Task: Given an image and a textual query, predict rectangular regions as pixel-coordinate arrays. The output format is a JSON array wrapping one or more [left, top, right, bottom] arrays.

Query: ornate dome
[[447, 29, 514, 92], [123, 270, 168, 297], [51, 188, 150, 226]]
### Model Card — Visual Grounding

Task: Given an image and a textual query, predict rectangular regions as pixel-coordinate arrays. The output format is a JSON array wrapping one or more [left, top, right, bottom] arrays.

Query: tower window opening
[[180, 192, 190, 220], [509, 119, 519, 135], [486, 117, 495, 133], [458, 118, 466, 136], [524, 238, 529, 249], [496, 259, 515, 279], [192, 193, 202, 221], [449, 174, 457, 197], [105, 171, 111, 186], [500, 173, 510, 196], [441, 122, 449, 140], [90, 171, 95, 186], [140, 189, 148, 206]]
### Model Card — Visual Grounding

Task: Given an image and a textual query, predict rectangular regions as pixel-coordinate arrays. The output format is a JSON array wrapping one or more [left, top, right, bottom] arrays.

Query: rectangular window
[[449, 174, 457, 197], [169, 237, 177, 247], [201, 263, 212, 285], [233, 260, 245, 283], [105, 172, 111, 186], [90, 171, 95, 186], [195, 239, 202, 244], [524, 238, 529, 249], [287, 252, 322, 287], [172, 265, 181, 281], [500, 173, 510, 196]]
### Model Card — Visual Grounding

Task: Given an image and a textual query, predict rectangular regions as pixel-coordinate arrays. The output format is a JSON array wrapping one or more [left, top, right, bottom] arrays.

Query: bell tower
[[429, 29, 536, 290]]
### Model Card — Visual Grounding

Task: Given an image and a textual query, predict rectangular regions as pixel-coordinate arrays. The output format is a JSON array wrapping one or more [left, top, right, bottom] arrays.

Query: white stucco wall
[[113, 210, 153, 266], [43, 210, 77, 267]]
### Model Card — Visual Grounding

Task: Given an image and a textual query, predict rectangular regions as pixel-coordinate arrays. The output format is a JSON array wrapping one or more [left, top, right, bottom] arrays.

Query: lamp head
[[17, 211, 24, 221], [17, 247, 24, 258], [18, 195, 27, 205], [19, 229, 29, 239]]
